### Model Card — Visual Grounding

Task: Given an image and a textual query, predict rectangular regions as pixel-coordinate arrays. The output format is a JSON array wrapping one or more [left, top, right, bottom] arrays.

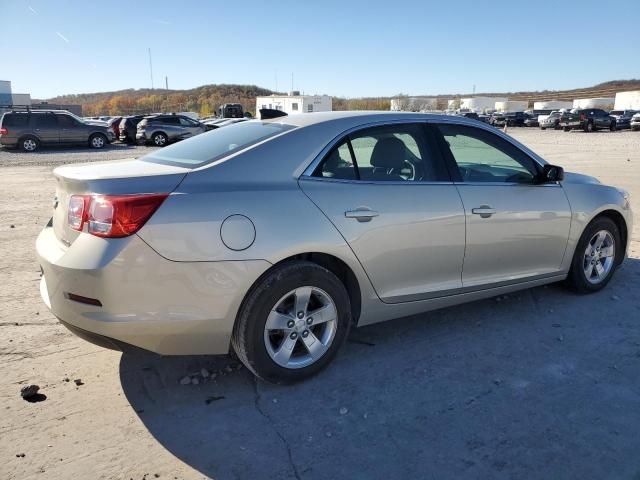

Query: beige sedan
[[37, 112, 633, 383]]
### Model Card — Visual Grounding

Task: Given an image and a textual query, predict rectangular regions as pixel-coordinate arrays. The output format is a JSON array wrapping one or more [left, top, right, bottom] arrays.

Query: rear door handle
[[345, 209, 379, 222], [471, 206, 496, 218]]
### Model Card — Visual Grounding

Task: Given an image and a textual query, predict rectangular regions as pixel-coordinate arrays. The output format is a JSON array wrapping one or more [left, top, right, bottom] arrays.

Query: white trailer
[[460, 96, 507, 112], [614, 91, 640, 110], [573, 97, 615, 109], [256, 93, 332, 117], [533, 100, 573, 110], [495, 100, 528, 112]]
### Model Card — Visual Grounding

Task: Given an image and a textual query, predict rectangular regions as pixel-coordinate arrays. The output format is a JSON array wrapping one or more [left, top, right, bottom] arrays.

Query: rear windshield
[[142, 121, 296, 168]]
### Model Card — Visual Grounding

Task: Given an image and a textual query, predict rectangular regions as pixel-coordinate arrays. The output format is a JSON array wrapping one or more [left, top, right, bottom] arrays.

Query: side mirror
[[540, 164, 564, 183]]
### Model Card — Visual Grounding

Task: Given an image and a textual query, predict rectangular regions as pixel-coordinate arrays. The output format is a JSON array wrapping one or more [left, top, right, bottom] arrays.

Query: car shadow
[[119, 258, 640, 479], [0, 143, 141, 155]]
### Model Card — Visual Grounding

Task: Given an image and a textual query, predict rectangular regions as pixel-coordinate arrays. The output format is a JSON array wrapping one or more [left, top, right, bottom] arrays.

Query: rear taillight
[[68, 195, 90, 231], [68, 193, 168, 238], [580, 114, 586, 121], [0, 127, 8, 135]]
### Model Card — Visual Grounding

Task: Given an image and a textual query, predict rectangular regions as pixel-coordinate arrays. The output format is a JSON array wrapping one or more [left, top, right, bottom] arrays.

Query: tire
[[585, 122, 594, 133], [563, 126, 571, 132], [610, 122, 616, 132], [89, 133, 107, 149], [540, 127, 546, 131], [565, 217, 622, 293], [232, 261, 352, 384], [151, 132, 168, 147], [20, 135, 40, 152]]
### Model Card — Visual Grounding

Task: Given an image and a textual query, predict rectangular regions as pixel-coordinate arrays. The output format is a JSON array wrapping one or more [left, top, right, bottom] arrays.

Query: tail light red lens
[[0, 127, 8, 135], [68, 193, 168, 238]]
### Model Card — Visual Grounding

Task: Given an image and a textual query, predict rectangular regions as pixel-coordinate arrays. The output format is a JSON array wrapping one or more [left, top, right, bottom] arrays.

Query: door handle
[[471, 206, 496, 218], [345, 209, 379, 222]]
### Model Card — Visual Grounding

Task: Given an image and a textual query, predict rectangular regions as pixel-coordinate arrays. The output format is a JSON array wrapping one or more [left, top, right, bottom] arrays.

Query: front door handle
[[345, 209, 379, 222], [471, 206, 496, 218]]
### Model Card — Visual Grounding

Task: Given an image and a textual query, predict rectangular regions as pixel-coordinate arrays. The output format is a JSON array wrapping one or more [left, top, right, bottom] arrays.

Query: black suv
[[559, 109, 615, 132], [118, 115, 146, 144], [0, 110, 114, 152]]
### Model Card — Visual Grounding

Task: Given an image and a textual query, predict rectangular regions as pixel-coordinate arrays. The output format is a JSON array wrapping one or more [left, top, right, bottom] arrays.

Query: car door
[[435, 123, 571, 289], [57, 114, 87, 144], [31, 113, 59, 144], [178, 116, 202, 138], [300, 123, 466, 303]]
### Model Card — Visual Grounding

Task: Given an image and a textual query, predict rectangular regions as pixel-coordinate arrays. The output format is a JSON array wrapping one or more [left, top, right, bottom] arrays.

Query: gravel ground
[[1, 128, 639, 480]]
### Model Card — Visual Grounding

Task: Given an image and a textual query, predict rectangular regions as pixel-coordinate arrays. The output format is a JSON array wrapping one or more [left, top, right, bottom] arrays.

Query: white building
[[0, 80, 31, 114], [573, 97, 614, 109], [495, 100, 528, 112], [614, 91, 640, 110], [256, 92, 332, 117], [533, 100, 573, 111], [390, 96, 438, 112], [460, 96, 507, 112]]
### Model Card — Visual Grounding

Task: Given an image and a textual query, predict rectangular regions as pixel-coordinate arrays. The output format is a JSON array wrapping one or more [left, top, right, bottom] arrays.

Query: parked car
[[118, 115, 146, 144], [218, 103, 244, 118], [107, 116, 122, 139], [136, 114, 207, 146], [560, 109, 616, 132], [505, 112, 528, 127], [631, 112, 640, 131], [203, 118, 249, 129], [489, 112, 507, 127], [36, 112, 632, 383], [458, 112, 479, 121], [609, 110, 637, 130], [524, 113, 539, 127], [539, 111, 563, 130], [0, 110, 114, 151]]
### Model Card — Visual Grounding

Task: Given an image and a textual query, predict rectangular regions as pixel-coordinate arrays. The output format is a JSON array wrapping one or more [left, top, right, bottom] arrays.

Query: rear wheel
[[232, 261, 352, 383], [563, 126, 571, 132], [152, 132, 168, 147], [20, 136, 39, 152], [610, 122, 616, 131], [565, 217, 621, 293], [540, 127, 546, 130], [585, 121, 594, 133], [89, 133, 107, 149]]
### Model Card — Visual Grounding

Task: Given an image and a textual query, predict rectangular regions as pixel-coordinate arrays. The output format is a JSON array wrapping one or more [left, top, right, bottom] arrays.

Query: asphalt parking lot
[[1, 129, 640, 480]]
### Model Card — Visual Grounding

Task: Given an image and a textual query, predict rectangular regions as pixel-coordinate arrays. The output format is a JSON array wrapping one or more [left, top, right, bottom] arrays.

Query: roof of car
[[264, 110, 485, 129]]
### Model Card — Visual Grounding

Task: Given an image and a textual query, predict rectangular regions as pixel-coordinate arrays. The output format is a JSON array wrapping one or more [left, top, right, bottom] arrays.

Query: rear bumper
[[36, 225, 270, 355]]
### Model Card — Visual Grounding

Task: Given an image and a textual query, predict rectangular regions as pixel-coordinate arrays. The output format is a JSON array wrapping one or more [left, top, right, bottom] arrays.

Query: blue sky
[[2, 0, 639, 99]]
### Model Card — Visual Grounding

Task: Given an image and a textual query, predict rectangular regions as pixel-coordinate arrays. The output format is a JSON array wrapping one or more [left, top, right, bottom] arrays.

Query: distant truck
[[218, 103, 244, 118], [559, 108, 616, 132]]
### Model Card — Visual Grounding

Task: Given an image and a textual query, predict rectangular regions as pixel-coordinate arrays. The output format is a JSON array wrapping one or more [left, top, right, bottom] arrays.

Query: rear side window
[[1, 114, 29, 127], [32, 114, 57, 128], [142, 121, 296, 167], [57, 115, 79, 128], [155, 116, 180, 125]]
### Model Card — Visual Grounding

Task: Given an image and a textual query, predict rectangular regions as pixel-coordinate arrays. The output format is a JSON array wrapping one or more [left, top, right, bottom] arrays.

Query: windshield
[[142, 120, 296, 168]]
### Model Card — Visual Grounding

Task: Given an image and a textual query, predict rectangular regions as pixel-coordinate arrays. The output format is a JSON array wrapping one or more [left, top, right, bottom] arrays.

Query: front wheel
[[563, 126, 571, 132], [585, 122, 594, 133], [232, 261, 352, 384], [565, 217, 621, 293], [89, 133, 107, 149], [610, 122, 617, 131]]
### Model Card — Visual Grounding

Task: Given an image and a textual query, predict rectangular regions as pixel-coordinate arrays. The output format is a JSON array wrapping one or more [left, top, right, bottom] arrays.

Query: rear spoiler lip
[[259, 108, 288, 120]]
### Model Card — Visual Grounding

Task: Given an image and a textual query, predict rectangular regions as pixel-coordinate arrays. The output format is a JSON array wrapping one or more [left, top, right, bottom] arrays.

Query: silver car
[[136, 114, 206, 146], [36, 112, 633, 383]]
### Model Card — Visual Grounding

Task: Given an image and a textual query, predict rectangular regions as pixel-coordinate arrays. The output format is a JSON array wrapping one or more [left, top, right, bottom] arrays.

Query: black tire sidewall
[[568, 217, 621, 293], [233, 262, 352, 383]]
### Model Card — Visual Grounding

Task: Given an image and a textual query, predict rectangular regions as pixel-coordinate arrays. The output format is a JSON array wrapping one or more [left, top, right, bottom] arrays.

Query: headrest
[[370, 137, 407, 169]]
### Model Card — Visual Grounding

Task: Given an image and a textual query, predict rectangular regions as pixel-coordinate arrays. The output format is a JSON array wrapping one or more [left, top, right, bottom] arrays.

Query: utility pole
[[165, 76, 168, 90], [291, 72, 294, 93], [148, 48, 154, 90]]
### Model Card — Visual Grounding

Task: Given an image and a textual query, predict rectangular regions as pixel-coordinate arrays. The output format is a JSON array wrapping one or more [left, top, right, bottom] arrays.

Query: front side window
[[313, 124, 447, 182], [179, 116, 197, 126], [57, 115, 78, 128], [438, 124, 539, 183]]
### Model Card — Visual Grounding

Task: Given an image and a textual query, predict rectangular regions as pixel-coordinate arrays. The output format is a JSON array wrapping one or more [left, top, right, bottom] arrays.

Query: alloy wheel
[[583, 230, 615, 284], [23, 139, 37, 151], [263, 286, 337, 369]]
